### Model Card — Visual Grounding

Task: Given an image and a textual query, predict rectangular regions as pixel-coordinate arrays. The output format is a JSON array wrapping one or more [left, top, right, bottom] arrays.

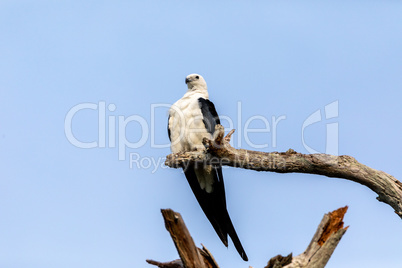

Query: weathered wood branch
[[146, 209, 219, 268], [147, 207, 347, 268], [146, 259, 184, 268], [265, 207, 348, 268], [165, 125, 402, 219]]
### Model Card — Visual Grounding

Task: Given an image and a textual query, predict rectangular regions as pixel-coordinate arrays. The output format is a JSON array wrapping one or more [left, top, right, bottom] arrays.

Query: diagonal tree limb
[[160, 209, 206, 268], [147, 209, 219, 268], [165, 125, 402, 219]]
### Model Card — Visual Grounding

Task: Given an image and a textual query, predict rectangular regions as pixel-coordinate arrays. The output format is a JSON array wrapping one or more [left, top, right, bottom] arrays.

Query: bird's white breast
[[169, 90, 211, 154]]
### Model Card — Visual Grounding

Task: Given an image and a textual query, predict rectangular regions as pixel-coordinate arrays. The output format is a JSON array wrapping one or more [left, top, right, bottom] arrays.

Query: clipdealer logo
[[64, 101, 338, 172], [302, 101, 339, 155]]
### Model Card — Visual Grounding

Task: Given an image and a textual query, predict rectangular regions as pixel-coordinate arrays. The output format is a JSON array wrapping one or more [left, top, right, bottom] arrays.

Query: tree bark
[[147, 207, 348, 268], [265, 207, 348, 268], [146, 209, 219, 268], [165, 125, 402, 219]]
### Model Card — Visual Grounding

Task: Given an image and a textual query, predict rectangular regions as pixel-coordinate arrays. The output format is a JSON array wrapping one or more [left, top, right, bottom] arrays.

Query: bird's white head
[[185, 74, 207, 91]]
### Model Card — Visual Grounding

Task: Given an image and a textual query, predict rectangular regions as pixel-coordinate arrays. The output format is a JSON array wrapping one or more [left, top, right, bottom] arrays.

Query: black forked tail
[[183, 165, 248, 261], [225, 213, 248, 261]]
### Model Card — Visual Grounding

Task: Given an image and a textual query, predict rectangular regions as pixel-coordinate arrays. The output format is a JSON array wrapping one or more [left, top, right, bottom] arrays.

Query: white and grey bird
[[168, 74, 248, 261]]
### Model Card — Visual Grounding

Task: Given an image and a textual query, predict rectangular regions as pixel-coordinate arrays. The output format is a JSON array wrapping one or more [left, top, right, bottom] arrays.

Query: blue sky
[[1, 1, 402, 267]]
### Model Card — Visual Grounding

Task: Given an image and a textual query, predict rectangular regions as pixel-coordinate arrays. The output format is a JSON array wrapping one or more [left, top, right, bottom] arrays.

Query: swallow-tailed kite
[[168, 74, 248, 261]]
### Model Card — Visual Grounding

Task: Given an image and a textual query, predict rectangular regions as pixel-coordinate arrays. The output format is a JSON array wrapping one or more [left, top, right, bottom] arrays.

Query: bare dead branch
[[160, 209, 206, 268], [199, 244, 220, 268], [265, 253, 292, 268], [146, 259, 184, 268], [147, 209, 219, 268], [147, 207, 347, 268], [165, 125, 402, 219], [284, 206, 348, 268]]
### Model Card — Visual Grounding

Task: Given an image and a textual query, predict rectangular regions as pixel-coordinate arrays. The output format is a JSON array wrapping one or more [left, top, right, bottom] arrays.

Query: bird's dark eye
[[196, 76, 199, 79]]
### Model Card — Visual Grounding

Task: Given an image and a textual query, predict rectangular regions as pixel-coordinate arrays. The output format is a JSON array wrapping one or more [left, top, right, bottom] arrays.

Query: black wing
[[198, 98, 225, 203], [183, 98, 248, 261], [198, 98, 221, 134]]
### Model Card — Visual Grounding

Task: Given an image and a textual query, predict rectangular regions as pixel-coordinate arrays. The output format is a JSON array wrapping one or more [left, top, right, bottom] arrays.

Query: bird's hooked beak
[[185, 77, 192, 84]]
